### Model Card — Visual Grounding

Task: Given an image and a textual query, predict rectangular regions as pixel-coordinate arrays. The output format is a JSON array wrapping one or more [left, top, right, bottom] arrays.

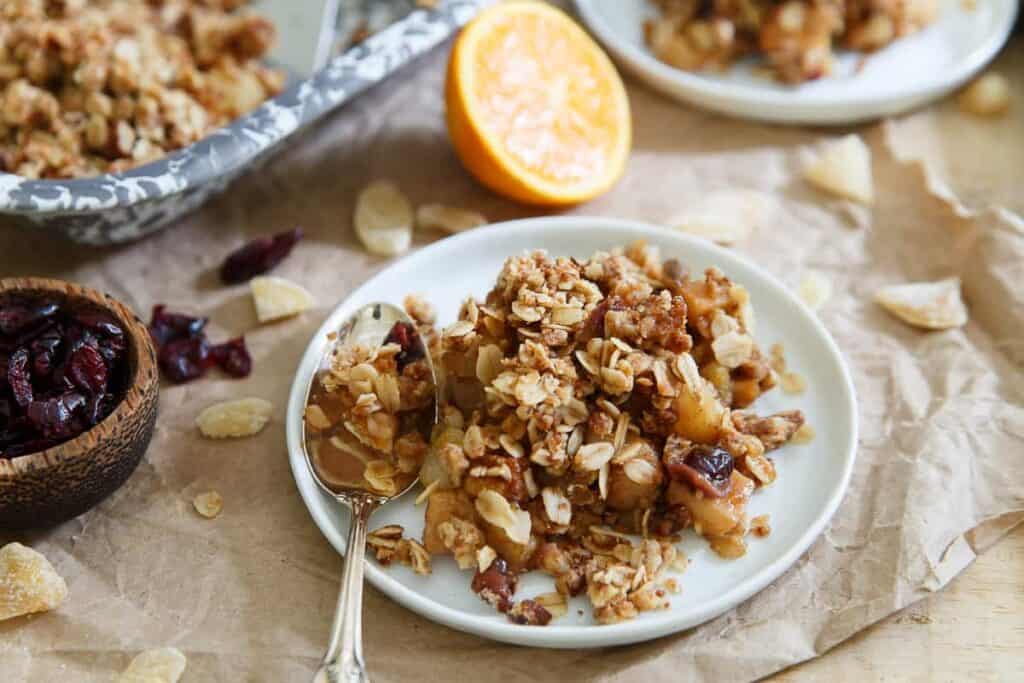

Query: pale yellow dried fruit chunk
[[799, 272, 832, 311], [354, 180, 413, 256], [804, 134, 874, 205], [193, 491, 223, 519], [117, 647, 187, 683], [958, 72, 1010, 117], [792, 423, 816, 444], [875, 278, 968, 330], [415, 204, 487, 233], [671, 190, 777, 245], [250, 275, 315, 323], [0, 543, 67, 621], [196, 398, 273, 438]]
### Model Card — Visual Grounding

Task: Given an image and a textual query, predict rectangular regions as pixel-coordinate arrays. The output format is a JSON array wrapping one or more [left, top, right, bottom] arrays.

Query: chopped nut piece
[[354, 180, 413, 256], [0, 543, 68, 621], [416, 204, 488, 233], [541, 487, 572, 526], [958, 72, 1010, 117], [250, 276, 315, 322], [196, 398, 272, 438], [403, 539, 432, 576], [117, 647, 186, 683], [193, 491, 224, 519], [799, 272, 833, 311], [875, 278, 968, 330], [804, 134, 874, 205]]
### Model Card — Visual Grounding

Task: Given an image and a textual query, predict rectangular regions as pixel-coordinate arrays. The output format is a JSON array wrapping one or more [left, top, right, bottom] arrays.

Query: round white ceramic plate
[[286, 217, 858, 648], [573, 0, 1017, 125]]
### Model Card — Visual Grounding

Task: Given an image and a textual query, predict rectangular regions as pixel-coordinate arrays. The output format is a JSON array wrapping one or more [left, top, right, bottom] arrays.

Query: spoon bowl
[[299, 302, 438, 683]]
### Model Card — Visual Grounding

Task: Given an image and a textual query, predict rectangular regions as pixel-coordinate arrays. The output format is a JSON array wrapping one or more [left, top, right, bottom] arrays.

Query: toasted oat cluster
[[388, 243, 805, 625], [304, 322, 435, 497], [645, 0, 938, 84], [0, 0, 285, 179]]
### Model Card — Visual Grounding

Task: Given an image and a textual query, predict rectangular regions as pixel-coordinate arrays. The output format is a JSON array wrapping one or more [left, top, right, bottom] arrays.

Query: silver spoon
[[302, 303, 437, 683]]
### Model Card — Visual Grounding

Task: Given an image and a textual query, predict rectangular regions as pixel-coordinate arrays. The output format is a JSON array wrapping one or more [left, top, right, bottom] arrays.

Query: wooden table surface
[[770, 525, 1024, 681]]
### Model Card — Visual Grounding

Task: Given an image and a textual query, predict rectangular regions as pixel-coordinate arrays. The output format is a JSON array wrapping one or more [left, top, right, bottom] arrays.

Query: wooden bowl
[[0, 278, 159, 530]]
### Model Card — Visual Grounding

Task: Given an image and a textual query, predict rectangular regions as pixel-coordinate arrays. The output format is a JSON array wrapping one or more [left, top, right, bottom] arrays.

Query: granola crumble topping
[[371, 242, 806, 625]]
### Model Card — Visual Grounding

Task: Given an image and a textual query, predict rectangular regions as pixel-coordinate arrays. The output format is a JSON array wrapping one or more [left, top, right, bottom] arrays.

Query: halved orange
[[446, 2, 632, 206]]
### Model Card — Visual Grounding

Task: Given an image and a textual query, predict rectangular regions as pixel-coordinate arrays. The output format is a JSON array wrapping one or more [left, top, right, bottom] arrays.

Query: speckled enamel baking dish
[[0, 0, 484, 246]]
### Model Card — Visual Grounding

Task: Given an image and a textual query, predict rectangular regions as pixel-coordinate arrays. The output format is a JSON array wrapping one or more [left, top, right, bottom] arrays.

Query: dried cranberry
[[219, 227, 303, 284], [383, 321, 424, 371], [7, 348, 33, 407], [29, 325, 62, 377], [83, 391, 116, 426], [664, 439, 734, 498], [26, 392, 86, 439], [471, 558, 518, 613], [147, 304, 208, 347], [209, 337, 252, 378], [0, 302, 59, 336], [68, 342, 108, 394], [158, 336, 211, 383]]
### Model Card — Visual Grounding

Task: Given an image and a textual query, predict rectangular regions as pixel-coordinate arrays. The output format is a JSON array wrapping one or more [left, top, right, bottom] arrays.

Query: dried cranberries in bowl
[[0, 293, 131, 459]]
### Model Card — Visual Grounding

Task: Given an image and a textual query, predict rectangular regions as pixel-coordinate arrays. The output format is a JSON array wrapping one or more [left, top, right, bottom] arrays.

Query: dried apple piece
[[193, 491, 224, 519], [875, 278, 968, 330], [671, 189, 777, 245], [0, 542, 67, 621], [416, 204, 487, 234], [804, 134, 874, 205], [798, 272, 832, 311], [354, 180, 413, 256], [250, 275, 314, 323], [117, 647, 187, 683], [196, 398, 273, 438], [958, 72, 1010, 117]]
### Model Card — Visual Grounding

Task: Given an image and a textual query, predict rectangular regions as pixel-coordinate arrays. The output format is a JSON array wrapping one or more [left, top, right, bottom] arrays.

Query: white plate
[[286, 217, 858, 648], [573, 0, 1017, 125]]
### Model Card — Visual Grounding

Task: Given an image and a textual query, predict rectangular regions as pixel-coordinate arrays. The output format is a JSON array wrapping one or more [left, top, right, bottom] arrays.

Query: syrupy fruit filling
[[0, 295, 130, 459], [147, 305, 252, 383]]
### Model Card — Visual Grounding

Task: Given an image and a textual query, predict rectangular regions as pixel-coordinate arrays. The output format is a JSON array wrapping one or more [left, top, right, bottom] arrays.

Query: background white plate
[[286, 218, 858, 648], [573, 0, 1017, 125]]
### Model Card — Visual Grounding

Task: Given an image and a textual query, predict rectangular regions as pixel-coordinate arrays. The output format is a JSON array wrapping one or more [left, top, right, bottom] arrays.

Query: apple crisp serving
[[645, 0, 939, 84], [372, 242, 806, 625]]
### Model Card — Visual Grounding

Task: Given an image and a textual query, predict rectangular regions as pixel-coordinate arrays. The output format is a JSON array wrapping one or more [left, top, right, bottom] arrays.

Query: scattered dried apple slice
[[416, 204, 487, 234], [193, 491, 224, 519], [804, 134, 874, 205], [196, 398, 273, 438], [799, 272, 832, 311], [354, 180, 413, 256], [958, 72, 1010, 117], [0, 542, 67, 622], [250, 275, 315, 322], [875, 277, 968, 330], [671, 189, 777, 245], [117, 647, 187, 683]]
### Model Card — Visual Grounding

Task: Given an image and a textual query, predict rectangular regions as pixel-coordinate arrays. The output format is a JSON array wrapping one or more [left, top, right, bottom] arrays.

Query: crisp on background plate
[[572, 0, 1017, 125], [286, 217, 858, 648]]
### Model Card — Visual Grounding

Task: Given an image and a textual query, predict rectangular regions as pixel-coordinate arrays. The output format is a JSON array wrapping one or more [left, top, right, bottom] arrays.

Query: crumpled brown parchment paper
[[1, 29, 1022, 683]]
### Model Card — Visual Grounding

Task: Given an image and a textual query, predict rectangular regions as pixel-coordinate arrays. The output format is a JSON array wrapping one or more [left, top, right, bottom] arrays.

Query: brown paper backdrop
[[1, 29, 1022, 683]]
